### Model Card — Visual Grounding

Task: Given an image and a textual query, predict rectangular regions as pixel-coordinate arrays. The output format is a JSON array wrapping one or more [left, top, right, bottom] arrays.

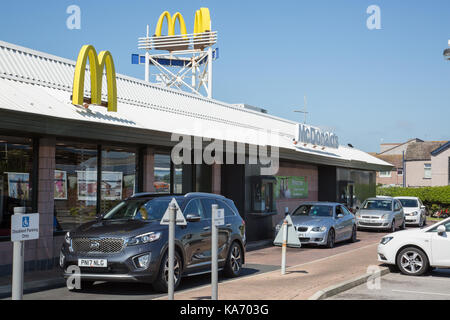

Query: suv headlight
[[382, 214, 389, 219], [64, 232, 71, 245], [412, 211, 419, 216], [312, 226, 327, 232], [127, 232, 161, 246], [380, 236, 393, 245]]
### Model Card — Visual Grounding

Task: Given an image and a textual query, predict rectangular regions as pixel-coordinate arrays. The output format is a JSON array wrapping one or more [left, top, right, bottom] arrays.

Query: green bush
[[376, 186, 450, 207]]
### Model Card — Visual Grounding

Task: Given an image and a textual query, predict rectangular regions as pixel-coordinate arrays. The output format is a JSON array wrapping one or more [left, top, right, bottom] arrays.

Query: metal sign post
[[273, 214, 301, 276], [168, 203, 176, 300], [211, 205, 224, 300], [160, 198, 186, 300], [281, 219, 288, 275], [11, 208, 39, 300], [211, 204, 218, 300]]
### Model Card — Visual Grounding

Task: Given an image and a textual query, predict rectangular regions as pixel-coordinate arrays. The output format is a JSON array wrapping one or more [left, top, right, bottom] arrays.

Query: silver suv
[[355, 197, 405, 232]]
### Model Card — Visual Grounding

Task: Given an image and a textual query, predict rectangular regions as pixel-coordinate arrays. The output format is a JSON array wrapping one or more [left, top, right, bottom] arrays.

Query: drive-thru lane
[[8, 228, 412, 300]]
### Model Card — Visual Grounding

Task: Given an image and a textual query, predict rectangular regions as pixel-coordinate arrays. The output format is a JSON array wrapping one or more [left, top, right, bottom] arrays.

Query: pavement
[[1, 227, 398, 300], [158, 242, 383, 300], [328, 268, 450, 300]]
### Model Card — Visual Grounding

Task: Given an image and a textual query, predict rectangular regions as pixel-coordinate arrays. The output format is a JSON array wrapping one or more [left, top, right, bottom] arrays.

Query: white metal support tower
[[136, 26, 218, 99]]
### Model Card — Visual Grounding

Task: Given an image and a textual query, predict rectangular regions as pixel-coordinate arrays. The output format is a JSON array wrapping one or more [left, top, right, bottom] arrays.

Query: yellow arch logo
[[154, 7, 211, 37], [72, 45, 117, 112]]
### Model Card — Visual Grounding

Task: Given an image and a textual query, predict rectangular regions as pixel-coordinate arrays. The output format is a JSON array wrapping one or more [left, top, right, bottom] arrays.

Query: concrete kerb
[[308, 267, 390, 300], [0, 277, 65, 300]]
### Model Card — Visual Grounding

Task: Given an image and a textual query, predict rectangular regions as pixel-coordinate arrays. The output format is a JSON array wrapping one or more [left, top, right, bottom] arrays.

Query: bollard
[[211, 204, 218, 300], [168, 203, 176, 300], [281, 219, 288, 275], [12, 207, 26, 300]]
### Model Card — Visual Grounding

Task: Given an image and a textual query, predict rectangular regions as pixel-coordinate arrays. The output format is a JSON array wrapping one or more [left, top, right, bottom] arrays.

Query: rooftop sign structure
[[135, 8, 217, 98]]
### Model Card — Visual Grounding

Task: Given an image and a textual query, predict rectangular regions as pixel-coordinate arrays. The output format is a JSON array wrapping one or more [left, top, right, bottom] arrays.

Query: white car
[[378, 217, 450, 276], [394, 196, 427, 227]]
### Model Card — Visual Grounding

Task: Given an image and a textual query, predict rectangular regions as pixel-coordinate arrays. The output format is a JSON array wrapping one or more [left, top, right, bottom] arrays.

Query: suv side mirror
[[186, 214, 201, 222], [421, 205, 426, 210], [437, 225, 446, 235], [337, 214, 344, 219]]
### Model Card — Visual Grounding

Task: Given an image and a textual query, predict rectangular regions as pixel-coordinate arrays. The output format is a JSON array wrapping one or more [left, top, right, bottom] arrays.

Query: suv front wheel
[[152, 251, 182, 293]]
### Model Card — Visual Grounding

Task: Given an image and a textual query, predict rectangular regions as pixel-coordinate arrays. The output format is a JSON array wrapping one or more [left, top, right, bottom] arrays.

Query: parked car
[[355, 197, 405, 232], [378, 217, 450, 276], [274, 202, 357, 248], [60, 192, 246, 292], [395, 196, 427, 227]]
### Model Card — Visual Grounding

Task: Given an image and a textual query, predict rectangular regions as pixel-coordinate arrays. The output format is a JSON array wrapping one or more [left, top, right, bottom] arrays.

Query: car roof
[[367, 197, 394, 201], [128, 192, 226, 201], [296, 201, 340, 206], [394, 196, 419, 200]]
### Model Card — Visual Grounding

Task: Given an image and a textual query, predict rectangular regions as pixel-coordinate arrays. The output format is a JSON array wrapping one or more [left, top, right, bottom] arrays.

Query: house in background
[[371, 138, 422, 186], [372, 139, 449, 187], [405, 141, 448, 187]]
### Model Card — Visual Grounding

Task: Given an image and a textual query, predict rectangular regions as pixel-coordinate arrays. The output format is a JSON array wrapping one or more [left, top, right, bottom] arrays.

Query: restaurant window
[[250, 176, 276, 214], [100, 146, 137, 214], [0, 136, 35, 240], [154, 154, 171, 193], [54, 141, 98, 233], [173, 163, 183, 193]]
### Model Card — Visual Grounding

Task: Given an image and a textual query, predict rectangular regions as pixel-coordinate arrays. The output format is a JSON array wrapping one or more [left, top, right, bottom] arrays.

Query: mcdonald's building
[[0, 40, 392, 275]]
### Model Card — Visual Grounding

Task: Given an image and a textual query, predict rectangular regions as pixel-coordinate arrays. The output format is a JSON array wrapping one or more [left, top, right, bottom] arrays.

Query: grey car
[[355, 197, 405, 232], [274, 202, 357, 248], [60, 192, 246, 292]]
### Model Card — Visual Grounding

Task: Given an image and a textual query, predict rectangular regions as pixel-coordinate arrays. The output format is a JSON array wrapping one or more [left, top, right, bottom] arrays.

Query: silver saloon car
[[355, 197, 405, 232], [275, 202, 357, 248]]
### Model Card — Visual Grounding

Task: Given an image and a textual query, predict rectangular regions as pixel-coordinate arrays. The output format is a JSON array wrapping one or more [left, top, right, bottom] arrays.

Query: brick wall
[[143, 147, 155, 192]]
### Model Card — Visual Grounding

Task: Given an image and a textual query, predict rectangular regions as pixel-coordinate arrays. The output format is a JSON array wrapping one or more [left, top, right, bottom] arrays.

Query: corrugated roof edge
[[0, 40, 297, 127]]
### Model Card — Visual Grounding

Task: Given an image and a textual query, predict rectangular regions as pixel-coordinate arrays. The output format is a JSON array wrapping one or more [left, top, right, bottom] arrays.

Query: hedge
[[376, 185, 450, 206]]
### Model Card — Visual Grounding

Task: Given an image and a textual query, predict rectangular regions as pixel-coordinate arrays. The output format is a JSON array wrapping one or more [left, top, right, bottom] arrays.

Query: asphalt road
[[329, 269, 450, 300], [10, 226, 419, 300]]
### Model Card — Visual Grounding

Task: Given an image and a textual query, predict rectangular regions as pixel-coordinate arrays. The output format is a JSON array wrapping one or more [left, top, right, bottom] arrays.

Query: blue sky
[[0, 0, 449, 152]]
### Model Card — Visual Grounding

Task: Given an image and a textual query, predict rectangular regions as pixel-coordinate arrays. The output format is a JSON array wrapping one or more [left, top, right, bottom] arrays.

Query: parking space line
[[392, 289, 450, 297]]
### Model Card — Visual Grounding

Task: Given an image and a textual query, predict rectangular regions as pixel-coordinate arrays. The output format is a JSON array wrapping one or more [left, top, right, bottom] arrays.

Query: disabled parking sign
[[11, 214, 39, 242]]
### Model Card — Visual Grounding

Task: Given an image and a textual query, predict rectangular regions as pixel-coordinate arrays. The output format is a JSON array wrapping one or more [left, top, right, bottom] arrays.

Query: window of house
[[424, 163, 432, 179], [379, 171, 392, 178], [397, 169, 403, 176], [0, 136, 35, 241]]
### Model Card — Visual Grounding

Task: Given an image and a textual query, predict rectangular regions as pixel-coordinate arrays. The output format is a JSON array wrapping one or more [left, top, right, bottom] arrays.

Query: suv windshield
[[362, 199, 392, 211], [398, 199, 418, 208], [103, 198, 181, 221], [292, 205, 333, 217]]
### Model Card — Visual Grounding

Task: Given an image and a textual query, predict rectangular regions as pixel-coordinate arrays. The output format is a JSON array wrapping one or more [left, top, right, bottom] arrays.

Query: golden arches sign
[[72, 45, 117, 112], [154, 7, 211, 37]]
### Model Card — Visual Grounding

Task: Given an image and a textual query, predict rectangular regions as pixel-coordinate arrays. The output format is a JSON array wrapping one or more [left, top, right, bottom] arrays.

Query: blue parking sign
[[22, 217, 29, 228]]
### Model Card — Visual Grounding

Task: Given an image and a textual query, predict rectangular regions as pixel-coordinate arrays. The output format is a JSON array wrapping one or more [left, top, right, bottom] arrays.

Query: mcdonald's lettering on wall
[[72, 45, 117, 112]]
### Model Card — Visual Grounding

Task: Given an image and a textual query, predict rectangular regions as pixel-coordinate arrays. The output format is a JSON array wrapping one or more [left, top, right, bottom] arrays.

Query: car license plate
[[297, 233, 307, 237], [78, 259, 107, 268]]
